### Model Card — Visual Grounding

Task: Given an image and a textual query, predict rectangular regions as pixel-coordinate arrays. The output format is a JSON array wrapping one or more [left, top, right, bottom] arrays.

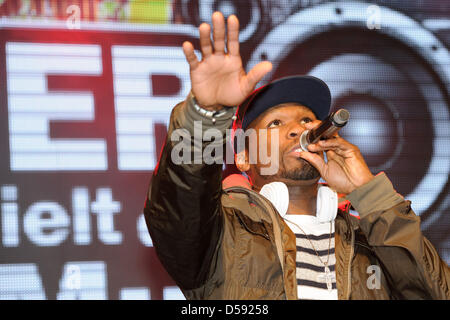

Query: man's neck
[[252, 177, 320, 216], [286, 184, 318, 216]]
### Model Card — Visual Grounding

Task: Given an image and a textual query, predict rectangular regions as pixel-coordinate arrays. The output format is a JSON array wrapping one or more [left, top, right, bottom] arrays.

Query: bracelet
[[191, 93, 230, 124]]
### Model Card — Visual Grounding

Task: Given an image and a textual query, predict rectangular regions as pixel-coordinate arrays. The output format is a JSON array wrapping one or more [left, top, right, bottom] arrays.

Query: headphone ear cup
[[316, 186, 338, 223], [259, 182, 289, 217]]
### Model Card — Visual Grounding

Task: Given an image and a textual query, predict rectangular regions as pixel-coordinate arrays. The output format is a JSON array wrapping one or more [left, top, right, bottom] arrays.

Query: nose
[[287, 123, 305, 139]]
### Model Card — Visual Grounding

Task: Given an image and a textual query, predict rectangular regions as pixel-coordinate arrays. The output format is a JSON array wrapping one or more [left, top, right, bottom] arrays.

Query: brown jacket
[[144, 96, 450, 299]]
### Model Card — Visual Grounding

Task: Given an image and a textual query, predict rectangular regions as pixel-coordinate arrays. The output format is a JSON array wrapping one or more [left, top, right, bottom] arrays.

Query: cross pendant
[[317, 266, 335, 291]]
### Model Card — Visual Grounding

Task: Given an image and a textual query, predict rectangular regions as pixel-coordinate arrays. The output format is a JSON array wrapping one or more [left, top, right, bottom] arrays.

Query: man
[[144, 12, 449, 299]]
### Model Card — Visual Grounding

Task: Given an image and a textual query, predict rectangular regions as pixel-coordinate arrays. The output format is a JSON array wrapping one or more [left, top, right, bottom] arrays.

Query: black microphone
[[300, 108, 350, 152]]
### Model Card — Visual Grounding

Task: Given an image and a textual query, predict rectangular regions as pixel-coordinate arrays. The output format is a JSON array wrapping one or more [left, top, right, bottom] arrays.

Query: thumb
[[299, 151, 326, 176], [245, 61, 272, 92]]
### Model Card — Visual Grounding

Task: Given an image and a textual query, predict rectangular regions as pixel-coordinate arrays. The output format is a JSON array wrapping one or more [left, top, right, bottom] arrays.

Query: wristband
[[191, 93, 230, 124]]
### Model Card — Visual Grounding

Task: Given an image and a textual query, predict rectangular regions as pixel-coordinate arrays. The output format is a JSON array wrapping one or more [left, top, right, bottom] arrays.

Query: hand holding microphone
[[298, 109, 374, 194], [300, 108, 350, 151]]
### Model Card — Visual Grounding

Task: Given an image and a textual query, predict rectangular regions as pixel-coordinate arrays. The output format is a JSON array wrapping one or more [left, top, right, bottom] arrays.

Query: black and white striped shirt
[[283, 214, 338, 300]]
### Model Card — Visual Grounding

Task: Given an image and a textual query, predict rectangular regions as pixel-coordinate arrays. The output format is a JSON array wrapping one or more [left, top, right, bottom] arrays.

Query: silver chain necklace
[[284, 217, 335, 291]]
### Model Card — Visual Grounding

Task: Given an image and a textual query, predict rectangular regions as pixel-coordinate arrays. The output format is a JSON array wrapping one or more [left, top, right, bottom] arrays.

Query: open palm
[[182, 12, 272, 110]]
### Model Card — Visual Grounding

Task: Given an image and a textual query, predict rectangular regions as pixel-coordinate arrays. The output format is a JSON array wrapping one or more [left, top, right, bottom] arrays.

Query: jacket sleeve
[[346, 173, 450, 299], [143, 93, 236, 290]]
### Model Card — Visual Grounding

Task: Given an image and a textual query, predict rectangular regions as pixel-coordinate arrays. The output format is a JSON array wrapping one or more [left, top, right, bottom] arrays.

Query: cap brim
[[238, 75, 331, 129]]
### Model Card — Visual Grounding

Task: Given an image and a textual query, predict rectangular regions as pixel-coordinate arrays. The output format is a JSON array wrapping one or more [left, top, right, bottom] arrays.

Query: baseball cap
[[233, 75, 332, 131]]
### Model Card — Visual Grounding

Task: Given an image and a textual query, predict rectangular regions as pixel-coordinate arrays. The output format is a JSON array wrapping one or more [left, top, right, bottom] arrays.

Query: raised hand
[[182, 12, 272, 110]]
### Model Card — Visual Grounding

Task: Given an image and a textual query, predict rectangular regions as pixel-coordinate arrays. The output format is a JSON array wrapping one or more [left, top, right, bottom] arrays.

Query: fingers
[[245, 61, 273, 91], [227, 14, 239, 56], [212, 11, 226, 54], [198, 23, 212, 58], [182, 41, 199, 70], [307, 137, 358, 158], [324, 150, 346, 167], [298, 151, 327, 176], [198, 12, 234, 57]]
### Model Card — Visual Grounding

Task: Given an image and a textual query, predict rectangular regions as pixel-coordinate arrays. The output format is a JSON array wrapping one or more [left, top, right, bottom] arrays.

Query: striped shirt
[[283, 214, 338, 300]]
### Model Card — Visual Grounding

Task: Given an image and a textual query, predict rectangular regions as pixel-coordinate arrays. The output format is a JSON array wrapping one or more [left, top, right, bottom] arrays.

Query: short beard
[[280, 158, 320, 181]]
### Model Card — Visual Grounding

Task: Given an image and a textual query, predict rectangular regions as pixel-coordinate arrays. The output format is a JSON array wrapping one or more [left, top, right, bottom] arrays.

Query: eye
[[300, 117, 313, 125], [267, 119, 282, 128]]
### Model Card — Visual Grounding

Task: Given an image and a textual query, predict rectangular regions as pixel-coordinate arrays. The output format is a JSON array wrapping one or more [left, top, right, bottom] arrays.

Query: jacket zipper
[[346, 228, 355, 300]]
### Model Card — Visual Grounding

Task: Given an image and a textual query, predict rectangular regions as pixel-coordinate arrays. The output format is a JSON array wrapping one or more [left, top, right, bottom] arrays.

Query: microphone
[[300, 108, 350, 152]]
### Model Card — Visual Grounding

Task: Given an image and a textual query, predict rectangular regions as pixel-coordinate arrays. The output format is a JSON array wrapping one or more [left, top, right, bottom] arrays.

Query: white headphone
[[259, 181, 338, 223]]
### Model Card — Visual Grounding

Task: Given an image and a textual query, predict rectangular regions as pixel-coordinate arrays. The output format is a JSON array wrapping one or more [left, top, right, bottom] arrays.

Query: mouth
[[287, 144, 304, 157]]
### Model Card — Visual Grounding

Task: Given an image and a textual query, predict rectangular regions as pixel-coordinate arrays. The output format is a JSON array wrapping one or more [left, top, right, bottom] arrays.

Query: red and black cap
[[232, 75, 332, 131]]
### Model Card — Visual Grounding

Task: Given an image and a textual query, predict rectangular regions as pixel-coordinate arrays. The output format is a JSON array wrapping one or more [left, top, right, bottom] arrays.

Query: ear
[[235, 150, 250, 172]]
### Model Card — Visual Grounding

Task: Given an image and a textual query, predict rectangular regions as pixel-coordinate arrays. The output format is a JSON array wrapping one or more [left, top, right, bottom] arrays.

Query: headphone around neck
[[259, 181, 338, 223]]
